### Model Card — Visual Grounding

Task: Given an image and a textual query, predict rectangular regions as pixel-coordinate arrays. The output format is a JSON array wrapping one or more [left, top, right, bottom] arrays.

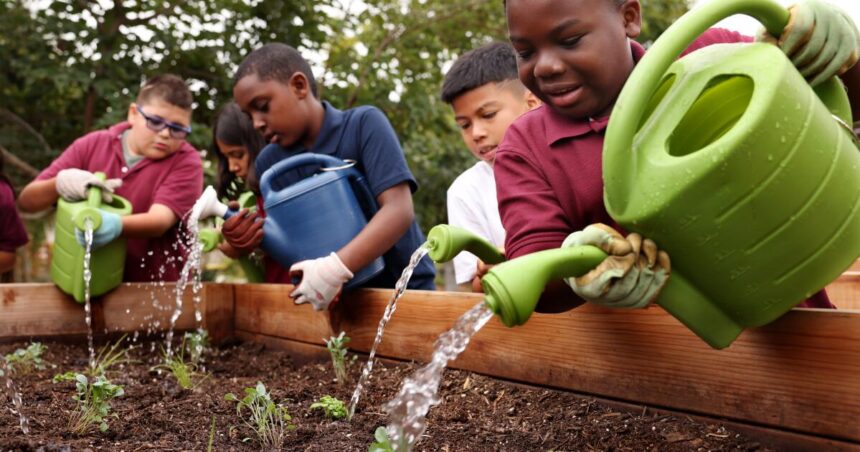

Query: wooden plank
[[0, 283, 218, 341], [828, 273, 860, 310], [235, 285, 860, 443], [202, 284, 235, 345]]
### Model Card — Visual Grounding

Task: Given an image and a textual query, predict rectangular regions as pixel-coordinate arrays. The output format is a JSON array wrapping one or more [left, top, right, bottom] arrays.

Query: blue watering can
[[195, 153, 384, 288]]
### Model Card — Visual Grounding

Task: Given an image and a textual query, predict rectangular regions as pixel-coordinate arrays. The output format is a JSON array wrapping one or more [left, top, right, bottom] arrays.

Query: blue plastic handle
[[258, 151, 348, 200]]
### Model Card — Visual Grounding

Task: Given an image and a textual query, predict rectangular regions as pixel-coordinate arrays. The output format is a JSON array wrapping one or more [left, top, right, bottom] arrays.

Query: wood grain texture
[[235, 285, 860, 443]]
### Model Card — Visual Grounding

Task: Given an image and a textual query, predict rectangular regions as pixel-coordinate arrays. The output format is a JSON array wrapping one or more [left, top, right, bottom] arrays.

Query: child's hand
[[289, 252, 354, 311], [221, 208, 263, 254], [470, 247, 504, 293], [561, 223, 670, 309], [759, 0, 860, 86], [56, 169, 122, 203], [74, 211, 122, 250]]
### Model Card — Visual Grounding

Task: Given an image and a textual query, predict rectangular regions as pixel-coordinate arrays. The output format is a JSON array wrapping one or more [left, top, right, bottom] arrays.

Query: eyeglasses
[[136, 106, 192, 139]]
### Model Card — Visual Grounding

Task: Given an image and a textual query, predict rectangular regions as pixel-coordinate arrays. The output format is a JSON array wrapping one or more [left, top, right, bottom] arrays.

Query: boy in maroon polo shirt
[[495, 0, 860, 308], [18, 74, 203, 282]]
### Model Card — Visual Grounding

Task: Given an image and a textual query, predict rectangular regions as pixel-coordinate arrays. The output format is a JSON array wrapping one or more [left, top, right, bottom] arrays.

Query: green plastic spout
[[199, 228, 222, 253], [425, 224, 505, 265], [482, 246, 607, 327], [72, 172, 107, 231]]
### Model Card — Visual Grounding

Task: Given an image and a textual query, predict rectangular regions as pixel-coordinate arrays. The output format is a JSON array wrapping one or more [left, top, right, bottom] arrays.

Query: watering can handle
[[258, 151, 353, 200], [73, 172, 108, 230], [605, 0, 789, 161]]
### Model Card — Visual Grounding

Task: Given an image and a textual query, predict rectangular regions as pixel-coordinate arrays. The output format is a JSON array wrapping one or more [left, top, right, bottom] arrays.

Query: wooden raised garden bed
[[1, 266, 859, 450]]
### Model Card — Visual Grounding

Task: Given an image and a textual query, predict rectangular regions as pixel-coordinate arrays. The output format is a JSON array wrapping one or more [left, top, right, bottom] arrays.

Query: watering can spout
[[194, 186, 230, 221], [72, 172, 108, 230], [481, 246, 607, 327], [425, 224, 505, 265]]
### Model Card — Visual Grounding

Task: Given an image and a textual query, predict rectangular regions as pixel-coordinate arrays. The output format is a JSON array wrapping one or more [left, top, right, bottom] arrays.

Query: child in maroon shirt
[[0, 152, 28, 277], [18, 74, 203, 282], [495, 0, 860, 308]]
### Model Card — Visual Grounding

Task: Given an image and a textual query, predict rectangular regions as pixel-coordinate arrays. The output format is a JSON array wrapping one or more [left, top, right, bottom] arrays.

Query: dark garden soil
[[0, 339, 775, 451]]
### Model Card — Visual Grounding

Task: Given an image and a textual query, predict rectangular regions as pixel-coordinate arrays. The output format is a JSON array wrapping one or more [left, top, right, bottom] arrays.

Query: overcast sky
[[690, 0, 860, 35]]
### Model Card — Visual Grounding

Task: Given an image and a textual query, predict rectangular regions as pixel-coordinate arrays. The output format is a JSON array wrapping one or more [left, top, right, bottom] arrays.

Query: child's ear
[[524, 90, 541, 110], [127, 103, 138, 123], [620, 0, 642, 39], [289, 72, 311, 100]]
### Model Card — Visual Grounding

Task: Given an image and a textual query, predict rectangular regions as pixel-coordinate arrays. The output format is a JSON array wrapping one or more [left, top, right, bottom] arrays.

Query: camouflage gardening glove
[[758, 0, 860, 86], [562, 223, 671, 309], [56, 169, 122, 203], [221, 208, 263, 255]]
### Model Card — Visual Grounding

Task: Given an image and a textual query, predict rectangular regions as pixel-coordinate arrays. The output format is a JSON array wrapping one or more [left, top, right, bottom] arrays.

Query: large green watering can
[[433, 0, 860, 349], [197, 191, 264, 283], [51, 172, 132, 303]]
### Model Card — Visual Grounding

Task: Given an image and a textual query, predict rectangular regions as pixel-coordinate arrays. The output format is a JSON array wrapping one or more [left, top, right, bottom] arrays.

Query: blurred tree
[[0, 0, 690, 232]]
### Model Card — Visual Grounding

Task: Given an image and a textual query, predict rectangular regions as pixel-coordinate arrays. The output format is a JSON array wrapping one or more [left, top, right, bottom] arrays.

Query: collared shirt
[[495, 29, 833, 308], [254, 101, 436, 290], [447, 161, 505, 284], [0, 180, 28, 253], [37, 122, 203, 282]]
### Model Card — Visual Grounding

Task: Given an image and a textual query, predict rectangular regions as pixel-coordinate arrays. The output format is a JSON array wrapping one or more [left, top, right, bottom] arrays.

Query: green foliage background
[[0, 0, 690, 232]]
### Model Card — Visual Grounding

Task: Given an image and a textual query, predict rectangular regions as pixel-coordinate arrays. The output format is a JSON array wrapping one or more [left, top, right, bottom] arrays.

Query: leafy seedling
[[183, 329, 210, 364], [369, 426, 395, 452], [52, 372, 124, 434], [324, 331, 351, 385], [89, 335, 132, 376], [310, 395, 348, 420], [153, 335, 208, 390], [225, 382, 295, 448], [4, 342, 48, 375]]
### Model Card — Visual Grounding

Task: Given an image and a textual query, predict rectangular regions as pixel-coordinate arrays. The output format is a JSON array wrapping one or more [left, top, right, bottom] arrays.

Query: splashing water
[[1, 358, 29, 434], [82, 219, 96, 370], [347, 245, 429, 419], [384, 302, 494, 451], [165, 207, 204, 357]]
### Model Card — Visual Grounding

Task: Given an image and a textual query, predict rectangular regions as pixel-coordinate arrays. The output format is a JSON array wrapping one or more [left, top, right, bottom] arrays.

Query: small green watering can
[[198, 191, 264, 283], [432, 0, 860, 349], [51, 172, 132, 303]]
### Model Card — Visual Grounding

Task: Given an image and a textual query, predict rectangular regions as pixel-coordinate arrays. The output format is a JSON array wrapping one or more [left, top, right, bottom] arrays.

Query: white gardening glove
[[56, 169, 122, 203], [758, 0, 860, 86], [289, 252, 354, 311], [562, 223, 671, 309]]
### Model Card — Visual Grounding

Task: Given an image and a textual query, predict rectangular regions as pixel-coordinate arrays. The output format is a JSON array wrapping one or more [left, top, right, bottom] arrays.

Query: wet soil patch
[[1, 339, 773, 451]]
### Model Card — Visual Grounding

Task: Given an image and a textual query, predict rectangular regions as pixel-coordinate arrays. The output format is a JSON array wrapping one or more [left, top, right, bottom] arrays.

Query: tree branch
[[0, 108, 51, 153], [0, 145, 39, 178]]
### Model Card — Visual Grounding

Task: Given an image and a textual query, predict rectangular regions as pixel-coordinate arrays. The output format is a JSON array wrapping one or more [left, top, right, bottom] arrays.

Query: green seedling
[[183, 329, 209, 364], [153, 335, 208, 389], [52, 372, 124, 434], [225, 382, 295, 448], [369, 426, 395, 452], [90, 335, 132, 376], [4, 342, 48, 375], [310, 395, 348, 420], [324, 331, 351, 385]]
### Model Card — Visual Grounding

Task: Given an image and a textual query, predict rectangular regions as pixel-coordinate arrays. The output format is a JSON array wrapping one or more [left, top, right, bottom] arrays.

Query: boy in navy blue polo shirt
[[223, 43, 435, 310]]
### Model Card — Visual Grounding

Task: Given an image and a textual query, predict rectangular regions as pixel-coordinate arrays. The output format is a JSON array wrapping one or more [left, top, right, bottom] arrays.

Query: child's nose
[[534, 51, 565, 79], [472, 123, 487, 141]]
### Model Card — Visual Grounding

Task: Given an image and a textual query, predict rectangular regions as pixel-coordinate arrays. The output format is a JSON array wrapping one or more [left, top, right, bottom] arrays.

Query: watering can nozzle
[[195, 186, 229, 221], [425, 224, 505, 265]]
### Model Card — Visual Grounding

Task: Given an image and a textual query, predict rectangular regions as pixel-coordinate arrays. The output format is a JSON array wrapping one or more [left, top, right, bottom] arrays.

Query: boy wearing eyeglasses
[[18, 74, 203, 282]]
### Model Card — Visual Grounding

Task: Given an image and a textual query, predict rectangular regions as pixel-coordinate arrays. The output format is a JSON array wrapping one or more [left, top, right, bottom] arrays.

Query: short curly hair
[[233, 43, 318, 98]]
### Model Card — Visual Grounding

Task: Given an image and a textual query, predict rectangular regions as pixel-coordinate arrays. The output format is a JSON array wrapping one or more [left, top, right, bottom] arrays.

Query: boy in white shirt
[[441, 42, 539, 290]]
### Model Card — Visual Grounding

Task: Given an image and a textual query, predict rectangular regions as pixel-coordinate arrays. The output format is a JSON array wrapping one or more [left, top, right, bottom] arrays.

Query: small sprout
[[90, 335, 132, 376], [310, 395, 347, 420], [53, 372, 124, 434], [224, 382, 295, 448], [153, 336, 208, 389], [4, 342, 48, 375], [369, 426, 395, 452], [324, 331, 350, 385], [183, 329, 209, 364], [207, 415, 216, 452]]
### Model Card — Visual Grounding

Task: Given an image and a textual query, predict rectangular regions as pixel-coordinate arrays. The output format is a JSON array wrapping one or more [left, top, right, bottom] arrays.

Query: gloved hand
[[56, 169, 122, 203], [758, 0, 860, 86], [289, 252, 354, 311], [562, 223, 670, 309], [75, 211, 123, 250], [221, 208, 263, 255]]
